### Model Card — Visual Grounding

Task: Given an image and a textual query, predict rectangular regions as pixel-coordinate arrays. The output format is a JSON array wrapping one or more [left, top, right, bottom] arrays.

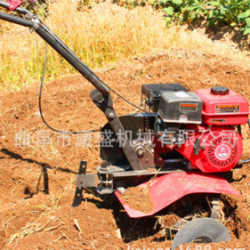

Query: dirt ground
[[1, 49, 250, 250]]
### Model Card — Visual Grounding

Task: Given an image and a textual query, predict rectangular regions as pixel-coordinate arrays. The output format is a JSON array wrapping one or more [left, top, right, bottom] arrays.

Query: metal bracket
[[194, 137, 201, 155], [71, 161, 88, 207], [29, 18, 40, 33], [90, 89, 144, 171], [8, 0, 23, 11], [77, 174, 97, 187]]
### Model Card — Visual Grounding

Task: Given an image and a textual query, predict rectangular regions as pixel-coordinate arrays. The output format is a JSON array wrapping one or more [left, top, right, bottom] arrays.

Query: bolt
[[109, 113, 114, 119], [138, 149, 143, 156]]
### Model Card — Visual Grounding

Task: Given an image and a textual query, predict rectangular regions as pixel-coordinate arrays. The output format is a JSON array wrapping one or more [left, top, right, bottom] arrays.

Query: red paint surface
[[115, 172, 241, 218], [8, 0, 23, 11], [195, 89, 249, 125]]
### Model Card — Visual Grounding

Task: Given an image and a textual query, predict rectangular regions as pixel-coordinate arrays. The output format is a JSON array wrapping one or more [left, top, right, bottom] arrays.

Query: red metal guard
[[115, 172, 242, 218]]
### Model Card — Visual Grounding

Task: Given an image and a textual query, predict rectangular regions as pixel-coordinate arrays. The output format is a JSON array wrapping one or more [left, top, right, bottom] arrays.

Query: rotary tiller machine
[[0, 1, 249, 249]]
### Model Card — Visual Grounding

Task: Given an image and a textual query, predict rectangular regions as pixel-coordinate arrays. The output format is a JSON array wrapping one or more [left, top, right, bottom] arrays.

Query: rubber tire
[[171, 218, 231, 250]]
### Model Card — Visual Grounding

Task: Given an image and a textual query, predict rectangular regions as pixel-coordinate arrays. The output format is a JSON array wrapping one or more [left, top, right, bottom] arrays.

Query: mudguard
[[115, 172, 242, 218]]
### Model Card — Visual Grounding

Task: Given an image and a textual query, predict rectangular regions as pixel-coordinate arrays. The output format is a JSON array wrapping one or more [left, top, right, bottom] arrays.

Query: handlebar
[[0, 0, 110, 95], [0, 0, 144, 171]]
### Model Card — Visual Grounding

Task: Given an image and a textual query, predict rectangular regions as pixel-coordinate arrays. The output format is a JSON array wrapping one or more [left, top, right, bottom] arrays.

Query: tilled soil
[[121, 186, 155, 214], [0, 49, 250, 249]]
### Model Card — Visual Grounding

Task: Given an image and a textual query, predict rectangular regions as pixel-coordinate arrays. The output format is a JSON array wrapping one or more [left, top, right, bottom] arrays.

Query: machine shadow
[[1, 148, 78, 197], [83, 190, 168, 243]]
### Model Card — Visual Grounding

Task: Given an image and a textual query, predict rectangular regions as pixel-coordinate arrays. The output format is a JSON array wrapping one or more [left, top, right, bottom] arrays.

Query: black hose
[[39, 43, 101, 134]]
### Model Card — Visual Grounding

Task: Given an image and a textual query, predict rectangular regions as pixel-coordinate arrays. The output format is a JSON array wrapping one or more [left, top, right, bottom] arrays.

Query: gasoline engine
[[142, 84, 247, 173]]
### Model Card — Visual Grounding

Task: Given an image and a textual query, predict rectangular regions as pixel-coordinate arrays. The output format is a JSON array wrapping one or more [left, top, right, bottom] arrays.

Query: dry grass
[[1, 0, 243, 90]]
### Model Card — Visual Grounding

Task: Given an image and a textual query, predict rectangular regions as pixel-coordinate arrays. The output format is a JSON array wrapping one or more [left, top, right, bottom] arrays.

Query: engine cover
[[195, 88, 249, 125], [177, 126, 243, 173]]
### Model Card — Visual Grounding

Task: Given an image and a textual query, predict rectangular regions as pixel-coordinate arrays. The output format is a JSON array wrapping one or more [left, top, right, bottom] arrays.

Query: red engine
[[177, 125, 243, 172], [177, 88, 248, 173], [143, 85, 250, 173]]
